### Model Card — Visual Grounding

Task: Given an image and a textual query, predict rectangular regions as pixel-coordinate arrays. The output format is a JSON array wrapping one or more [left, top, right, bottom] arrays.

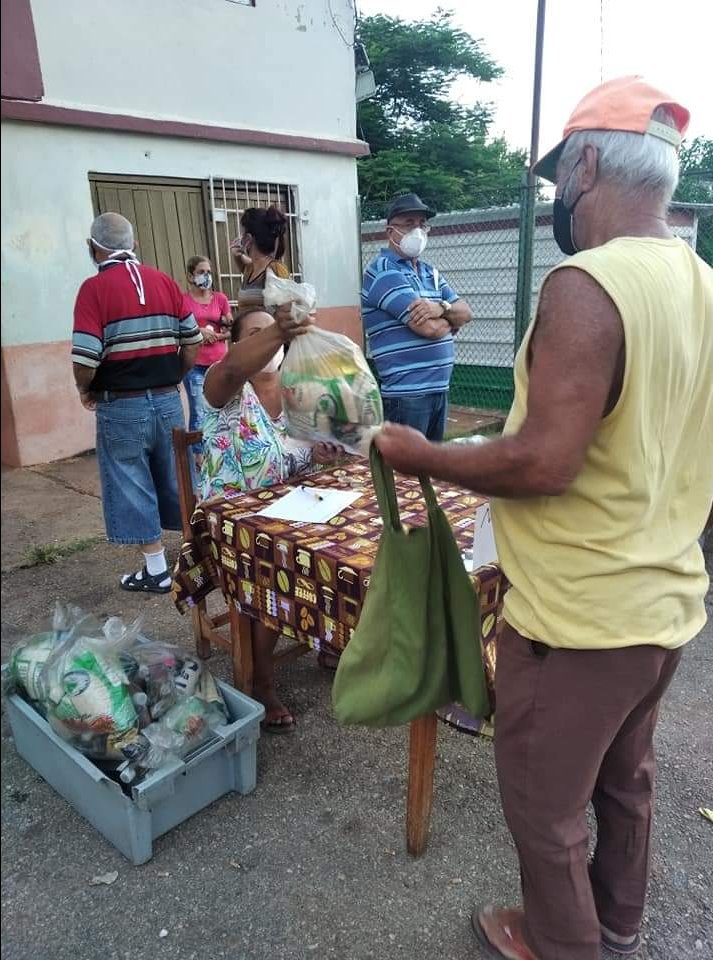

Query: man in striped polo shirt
[[72, 212, 202, 593], [362, 193, 473, 441]]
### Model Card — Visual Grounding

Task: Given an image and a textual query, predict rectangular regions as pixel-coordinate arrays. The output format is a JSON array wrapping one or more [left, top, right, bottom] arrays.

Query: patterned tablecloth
[[172, 461, 507, 721]]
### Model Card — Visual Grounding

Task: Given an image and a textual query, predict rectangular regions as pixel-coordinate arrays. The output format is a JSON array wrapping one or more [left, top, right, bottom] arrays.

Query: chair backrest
[[172, 428, 203, 539]]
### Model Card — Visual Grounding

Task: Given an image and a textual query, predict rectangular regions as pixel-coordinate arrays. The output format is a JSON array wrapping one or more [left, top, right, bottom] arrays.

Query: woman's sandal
[[120, 567, 171, 595], [261, 709, 297, 735]]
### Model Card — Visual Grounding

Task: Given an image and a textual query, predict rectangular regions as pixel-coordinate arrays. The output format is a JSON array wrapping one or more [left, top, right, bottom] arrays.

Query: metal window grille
[[208, 176, 303, 307]]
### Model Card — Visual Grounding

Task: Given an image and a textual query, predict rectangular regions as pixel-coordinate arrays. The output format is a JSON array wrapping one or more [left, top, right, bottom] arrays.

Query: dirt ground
[[1, 455, 711, 960]]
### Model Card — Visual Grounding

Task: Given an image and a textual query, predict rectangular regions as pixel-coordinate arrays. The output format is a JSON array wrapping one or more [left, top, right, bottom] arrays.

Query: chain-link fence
[[361, 193, 713, 413]]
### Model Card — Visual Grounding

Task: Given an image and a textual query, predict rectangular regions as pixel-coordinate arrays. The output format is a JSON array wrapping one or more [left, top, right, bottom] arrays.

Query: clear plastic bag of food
[[41, 615, 143, 759], [117, 664, 228, 784], [5, 603, 88, 710], [263, 272, 316, 324], [280, 329, 383, 456], [265, 272, 383, 456]]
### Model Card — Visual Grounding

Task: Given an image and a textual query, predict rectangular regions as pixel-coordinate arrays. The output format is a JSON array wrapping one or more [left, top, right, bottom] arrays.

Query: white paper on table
[[472, 503, 499, 569], [255, 486, 361, 524]]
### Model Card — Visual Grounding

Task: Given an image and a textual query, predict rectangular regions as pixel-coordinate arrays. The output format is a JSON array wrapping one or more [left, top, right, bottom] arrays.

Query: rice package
[[263, 273, 383, 456]]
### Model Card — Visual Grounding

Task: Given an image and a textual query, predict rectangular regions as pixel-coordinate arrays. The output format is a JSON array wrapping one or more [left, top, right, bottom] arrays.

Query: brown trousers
[[494, 623, 683, 960]]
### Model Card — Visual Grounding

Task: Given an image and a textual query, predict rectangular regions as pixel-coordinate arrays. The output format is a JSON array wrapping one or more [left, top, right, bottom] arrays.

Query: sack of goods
[[5, 602, 228, 787], [263, 273, 383, 457]]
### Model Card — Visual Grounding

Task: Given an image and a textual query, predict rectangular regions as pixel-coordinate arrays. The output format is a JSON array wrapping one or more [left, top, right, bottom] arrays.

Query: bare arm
[[376, 268, 624, 498], [179, 343, 201, 378], [407, 316, 453, 339], [446, 298, 473, 331], [203, 307, 309, 409], [204, 326, 284, 408], [408, 298, 472, 333], [73, 363, 97, 410], [218, 312, 234, 341]]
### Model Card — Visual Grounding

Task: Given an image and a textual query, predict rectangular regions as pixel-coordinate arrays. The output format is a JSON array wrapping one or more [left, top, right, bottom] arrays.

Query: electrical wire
[[327, 0, 355, 48], [600, 0, 605, 83]]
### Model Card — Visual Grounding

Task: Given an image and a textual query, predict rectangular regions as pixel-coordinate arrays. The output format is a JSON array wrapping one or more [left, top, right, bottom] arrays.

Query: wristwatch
[[440, 300, 453, 317]]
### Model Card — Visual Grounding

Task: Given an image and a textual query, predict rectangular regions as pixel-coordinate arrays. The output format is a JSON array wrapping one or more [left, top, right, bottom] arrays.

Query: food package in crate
[[40, 615, 144, 759], [5, 603, 230, 781], [116, 662, 229, 784], [263, 273, 383, 457], [5, 603, 91, 714]]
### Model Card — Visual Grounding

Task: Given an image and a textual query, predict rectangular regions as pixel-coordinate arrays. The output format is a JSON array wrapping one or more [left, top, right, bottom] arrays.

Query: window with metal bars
[[208, 176, 302, 306]]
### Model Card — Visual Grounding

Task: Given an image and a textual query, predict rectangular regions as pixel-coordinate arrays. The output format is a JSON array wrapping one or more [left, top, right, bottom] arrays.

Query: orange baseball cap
[[533, 75, 690, 183]]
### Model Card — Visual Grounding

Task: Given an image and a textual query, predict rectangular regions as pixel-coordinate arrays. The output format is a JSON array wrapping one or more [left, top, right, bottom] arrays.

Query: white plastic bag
[[264, 274, 383, 457], [263, 272, 316, 325]]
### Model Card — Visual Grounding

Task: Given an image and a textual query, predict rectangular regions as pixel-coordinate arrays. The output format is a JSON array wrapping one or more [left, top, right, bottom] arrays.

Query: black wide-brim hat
[[386, 193, 436, 222]]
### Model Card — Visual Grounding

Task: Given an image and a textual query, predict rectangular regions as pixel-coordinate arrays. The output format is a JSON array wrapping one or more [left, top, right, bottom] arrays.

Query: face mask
[[552, 160, 585, 256], [393, 227, 428, 259], [192, 272, 213, 289], [261, 345, 284, 374], [88, 237, 145, 304]]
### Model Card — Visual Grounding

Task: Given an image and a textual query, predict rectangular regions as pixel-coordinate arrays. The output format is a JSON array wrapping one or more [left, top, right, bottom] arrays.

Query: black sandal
[[120, 566, 171, 595]]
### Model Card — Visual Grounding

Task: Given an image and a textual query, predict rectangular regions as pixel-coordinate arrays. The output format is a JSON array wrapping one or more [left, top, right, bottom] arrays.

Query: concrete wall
[[30, 0, 357, 139], [1, 121, 361, 466]]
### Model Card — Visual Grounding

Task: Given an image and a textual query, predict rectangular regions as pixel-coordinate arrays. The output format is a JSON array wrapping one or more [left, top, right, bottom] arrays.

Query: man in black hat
[[361, 193, 472, 440]]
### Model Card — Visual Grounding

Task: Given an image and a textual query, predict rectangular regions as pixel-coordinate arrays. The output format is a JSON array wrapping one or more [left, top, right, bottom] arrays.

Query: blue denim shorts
[[95, 388, 185, 544]]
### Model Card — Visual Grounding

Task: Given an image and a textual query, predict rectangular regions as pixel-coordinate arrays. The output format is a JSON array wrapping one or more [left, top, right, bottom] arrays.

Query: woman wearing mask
[[182, 256, 233, 462], [201, 307, 341, 731], [230, 206, 290, 316]]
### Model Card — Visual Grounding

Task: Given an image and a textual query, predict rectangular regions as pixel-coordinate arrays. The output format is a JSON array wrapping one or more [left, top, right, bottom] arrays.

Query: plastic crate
[[4, 679, 264, 865]]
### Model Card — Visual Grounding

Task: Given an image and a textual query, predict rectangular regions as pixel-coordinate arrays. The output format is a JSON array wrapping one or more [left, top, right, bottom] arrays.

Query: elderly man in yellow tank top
[[375, 76, 713, 960]]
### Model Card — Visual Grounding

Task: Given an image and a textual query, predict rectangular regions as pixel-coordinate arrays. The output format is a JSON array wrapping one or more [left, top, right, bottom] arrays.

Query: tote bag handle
[[369, 445, 440, 530]]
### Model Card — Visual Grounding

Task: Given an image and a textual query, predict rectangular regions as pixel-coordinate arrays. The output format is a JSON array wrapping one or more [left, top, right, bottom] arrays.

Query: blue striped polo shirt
[[361, 248, 458, 397]]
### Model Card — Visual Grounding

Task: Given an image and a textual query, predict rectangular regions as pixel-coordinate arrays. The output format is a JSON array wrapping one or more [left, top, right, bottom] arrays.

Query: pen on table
[[301, 485, 324, 502]]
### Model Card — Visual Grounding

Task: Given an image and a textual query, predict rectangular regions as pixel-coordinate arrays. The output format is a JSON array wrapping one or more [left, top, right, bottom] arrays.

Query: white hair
[[559, 106, 680, 204], [90, 212, 134, 251]]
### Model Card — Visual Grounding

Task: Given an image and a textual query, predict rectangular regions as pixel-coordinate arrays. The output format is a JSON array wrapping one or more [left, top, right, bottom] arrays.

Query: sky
[[356, 0, 712, 158]]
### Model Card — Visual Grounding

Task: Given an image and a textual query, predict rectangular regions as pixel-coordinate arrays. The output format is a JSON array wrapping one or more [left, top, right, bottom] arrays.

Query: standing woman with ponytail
[[230, 206, 291, 317]]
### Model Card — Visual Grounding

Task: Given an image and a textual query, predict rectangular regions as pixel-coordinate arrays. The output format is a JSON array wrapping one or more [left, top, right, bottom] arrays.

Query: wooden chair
[[172, 427, 310, 695]]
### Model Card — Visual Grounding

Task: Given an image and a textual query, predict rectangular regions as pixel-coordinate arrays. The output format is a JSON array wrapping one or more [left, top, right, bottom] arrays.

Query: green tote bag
[[332, 447, 490, 727]]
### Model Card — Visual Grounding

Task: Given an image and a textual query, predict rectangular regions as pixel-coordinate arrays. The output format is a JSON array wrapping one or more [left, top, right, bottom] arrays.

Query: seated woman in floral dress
[[201, 308, 340, 731]]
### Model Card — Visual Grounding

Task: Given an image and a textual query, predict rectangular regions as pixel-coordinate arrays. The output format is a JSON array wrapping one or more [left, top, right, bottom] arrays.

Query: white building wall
[[1, 121, 360, 349], [30, 0, 358, 141]]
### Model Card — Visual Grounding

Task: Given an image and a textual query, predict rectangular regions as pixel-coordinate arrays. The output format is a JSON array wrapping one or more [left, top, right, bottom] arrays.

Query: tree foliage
[[357, 11, 526, 220], [674, 137, 713, 203], [674, 137, 713, 265]]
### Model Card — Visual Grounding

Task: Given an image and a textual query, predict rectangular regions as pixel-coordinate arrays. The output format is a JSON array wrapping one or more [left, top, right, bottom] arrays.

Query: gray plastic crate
[[5, 679, 264, 865]]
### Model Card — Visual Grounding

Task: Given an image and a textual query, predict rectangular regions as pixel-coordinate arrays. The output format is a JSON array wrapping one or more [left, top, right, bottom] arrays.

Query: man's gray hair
[[90, 212, 134, 251], [559, 105, 680, 204]]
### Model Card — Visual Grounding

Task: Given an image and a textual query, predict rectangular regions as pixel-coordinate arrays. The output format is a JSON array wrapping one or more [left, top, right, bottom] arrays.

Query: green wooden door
[[89, 176, 210, 287]]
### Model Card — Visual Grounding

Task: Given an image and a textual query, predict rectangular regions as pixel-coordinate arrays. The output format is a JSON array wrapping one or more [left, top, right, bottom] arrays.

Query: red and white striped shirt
[[72, 261, 202, 391]]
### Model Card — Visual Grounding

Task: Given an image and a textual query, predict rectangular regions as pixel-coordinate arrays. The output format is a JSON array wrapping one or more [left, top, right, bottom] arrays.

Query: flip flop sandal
[[601, 931, 641, 956], [470, 906, 536, 960], [120, 567, 171, 595], [261, 712, 297, 735]]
